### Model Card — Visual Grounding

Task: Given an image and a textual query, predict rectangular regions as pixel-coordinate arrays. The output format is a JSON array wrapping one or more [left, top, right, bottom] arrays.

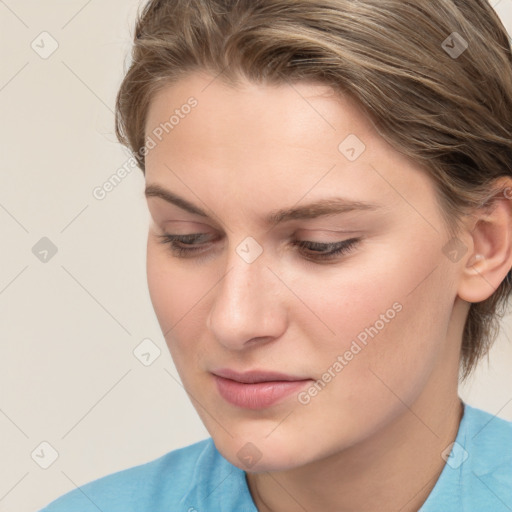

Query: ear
[[457, 177, 512, 304]]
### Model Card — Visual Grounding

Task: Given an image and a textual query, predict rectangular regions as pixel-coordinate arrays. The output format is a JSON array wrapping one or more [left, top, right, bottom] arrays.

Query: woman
[[39, 0, 512, 510]]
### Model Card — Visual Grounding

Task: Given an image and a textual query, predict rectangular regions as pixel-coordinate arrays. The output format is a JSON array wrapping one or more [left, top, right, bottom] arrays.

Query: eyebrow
[[144, 183, 384, 225]]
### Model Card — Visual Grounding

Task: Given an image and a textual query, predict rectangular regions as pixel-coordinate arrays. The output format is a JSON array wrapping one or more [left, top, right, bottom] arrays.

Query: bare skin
[[143, 71, 512, 512]]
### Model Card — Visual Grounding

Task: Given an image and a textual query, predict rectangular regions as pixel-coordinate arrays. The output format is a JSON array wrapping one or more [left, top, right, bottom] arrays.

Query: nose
[[206, 244, 287, 351]]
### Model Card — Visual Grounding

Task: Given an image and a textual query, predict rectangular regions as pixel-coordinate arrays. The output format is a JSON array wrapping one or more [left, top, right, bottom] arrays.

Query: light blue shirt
[[39, 402, 512, 511]]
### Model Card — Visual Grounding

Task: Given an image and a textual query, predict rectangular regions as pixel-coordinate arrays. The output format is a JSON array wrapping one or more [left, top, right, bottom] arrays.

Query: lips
[[212, 368, 309, 383], [211, 368, 313, 409]]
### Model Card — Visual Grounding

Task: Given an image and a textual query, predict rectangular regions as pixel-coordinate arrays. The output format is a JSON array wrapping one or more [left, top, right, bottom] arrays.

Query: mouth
[[211, 368, 314, 409]]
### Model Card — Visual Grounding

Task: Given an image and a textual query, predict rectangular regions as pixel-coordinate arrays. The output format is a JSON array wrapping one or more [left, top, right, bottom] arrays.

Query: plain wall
[[0, 1, 511, 511]]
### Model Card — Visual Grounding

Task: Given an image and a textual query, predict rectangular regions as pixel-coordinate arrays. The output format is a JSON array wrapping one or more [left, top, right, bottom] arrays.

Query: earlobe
[[457, 178, 512, 304]]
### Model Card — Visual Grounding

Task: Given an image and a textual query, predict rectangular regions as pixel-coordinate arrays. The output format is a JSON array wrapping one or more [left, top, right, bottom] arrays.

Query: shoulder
[[38, 438, 220, 512], [462, 403, 512, 461], [451, 403, 511, 511], [461, 403, 512, 494], [420, 402, 512, 512]]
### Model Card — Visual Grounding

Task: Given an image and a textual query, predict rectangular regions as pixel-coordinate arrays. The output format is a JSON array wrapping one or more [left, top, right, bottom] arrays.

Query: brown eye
[[156, 233, 361, 263], [156, 233, 215, 257], [291, 238, 360, 261]]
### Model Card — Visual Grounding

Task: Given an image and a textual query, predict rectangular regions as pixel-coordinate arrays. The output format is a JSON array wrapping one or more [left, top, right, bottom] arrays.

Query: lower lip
[[213, 375, 312, 409]]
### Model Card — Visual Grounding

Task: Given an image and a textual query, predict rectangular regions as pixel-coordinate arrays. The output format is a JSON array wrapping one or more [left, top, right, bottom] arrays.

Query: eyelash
[[156, 233, 360, 262]]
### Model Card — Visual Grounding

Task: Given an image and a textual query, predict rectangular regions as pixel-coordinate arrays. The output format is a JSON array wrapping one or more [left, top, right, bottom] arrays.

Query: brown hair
[[115, 0, 512, 380]]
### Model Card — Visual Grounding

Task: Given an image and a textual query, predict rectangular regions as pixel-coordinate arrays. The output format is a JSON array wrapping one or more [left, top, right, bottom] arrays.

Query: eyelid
[[298, 227, 361, 235], [156, 232, 361, 263], [155, 230, 356, 245]]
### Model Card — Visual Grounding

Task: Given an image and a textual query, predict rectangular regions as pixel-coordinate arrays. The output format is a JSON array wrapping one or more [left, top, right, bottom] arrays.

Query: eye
[[156, 233, 216, 258], [156, 233, 360, 262], [290, 238, 360, 262]]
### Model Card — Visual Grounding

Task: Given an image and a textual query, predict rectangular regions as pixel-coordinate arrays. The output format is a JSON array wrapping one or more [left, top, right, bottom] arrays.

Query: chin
[[210, 427, 320, 473]]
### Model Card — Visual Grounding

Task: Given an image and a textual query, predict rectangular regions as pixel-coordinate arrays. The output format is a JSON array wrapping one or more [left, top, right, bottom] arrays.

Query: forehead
[[145, 71, 376, 145], [143, 71, 437, 226], [144, 72, 400, 175]]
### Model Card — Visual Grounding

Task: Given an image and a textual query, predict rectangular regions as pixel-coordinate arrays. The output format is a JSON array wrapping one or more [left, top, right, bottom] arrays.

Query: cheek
[[285, 266, 455, 448], [146, 240, 219, 383], [289, 242, 455, 391], [146, 243, 203, 348], [146, 245, 179, 332]]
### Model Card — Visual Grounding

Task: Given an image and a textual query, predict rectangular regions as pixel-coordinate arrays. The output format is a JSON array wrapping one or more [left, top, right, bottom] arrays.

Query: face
[[144, 71, 464, 472]]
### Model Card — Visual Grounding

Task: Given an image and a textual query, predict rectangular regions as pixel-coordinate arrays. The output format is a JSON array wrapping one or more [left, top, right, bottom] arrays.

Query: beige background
[[0, 1, 511, 511]]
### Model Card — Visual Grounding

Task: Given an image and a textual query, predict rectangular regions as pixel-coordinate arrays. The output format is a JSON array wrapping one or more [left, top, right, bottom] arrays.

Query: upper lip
[[212, 368, 311, 383]]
